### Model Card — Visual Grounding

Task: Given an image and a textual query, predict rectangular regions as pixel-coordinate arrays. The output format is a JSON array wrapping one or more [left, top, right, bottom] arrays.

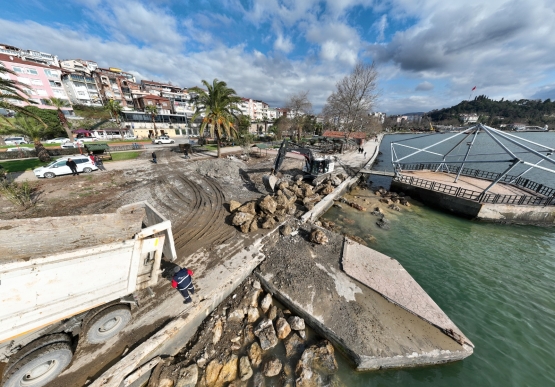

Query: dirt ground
[[0, 149, 306, 387]]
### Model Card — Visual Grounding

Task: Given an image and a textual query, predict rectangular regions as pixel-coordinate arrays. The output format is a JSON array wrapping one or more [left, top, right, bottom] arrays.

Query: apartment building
[[0, 43, 59, 67], [0, 53, 70, 113], [93, 68, 135, 108], [60, 59, 98, 75]]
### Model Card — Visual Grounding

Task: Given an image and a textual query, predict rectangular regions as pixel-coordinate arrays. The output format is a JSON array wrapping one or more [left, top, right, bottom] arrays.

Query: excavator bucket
[[263, 174, 278, 193]]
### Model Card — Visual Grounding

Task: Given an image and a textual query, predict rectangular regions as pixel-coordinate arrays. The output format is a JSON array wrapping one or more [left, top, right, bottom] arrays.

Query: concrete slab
[[342, 238, 473, 347], [257, 226, 473, 371]]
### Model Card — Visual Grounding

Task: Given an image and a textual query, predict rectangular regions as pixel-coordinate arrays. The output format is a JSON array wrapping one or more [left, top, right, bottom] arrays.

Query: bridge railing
[[397, 163, 555, 199], [394, 174, 555, 206]]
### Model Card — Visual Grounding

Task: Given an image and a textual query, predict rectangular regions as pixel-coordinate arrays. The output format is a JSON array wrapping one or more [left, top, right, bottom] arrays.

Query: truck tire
[[2, 333, 72, 379], [84, 305, 131, 344], [2, 342, 73, 387]]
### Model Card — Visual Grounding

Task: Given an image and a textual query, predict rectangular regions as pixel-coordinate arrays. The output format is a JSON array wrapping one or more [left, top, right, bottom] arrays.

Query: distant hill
[[428, 96, 555, 126]]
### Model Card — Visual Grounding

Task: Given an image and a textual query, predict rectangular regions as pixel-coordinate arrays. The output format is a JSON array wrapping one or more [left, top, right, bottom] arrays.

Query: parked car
[[3, 137, 27, 145], [45, 137, 70, 144], [6, 147, 33, 152], [61, 143, 80, 149], [152, 136, 175, 144], [75, 137, 98, 143], [33, 155, 98, 178]]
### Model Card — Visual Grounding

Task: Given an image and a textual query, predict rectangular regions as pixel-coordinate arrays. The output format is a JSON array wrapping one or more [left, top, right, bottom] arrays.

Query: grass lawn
[[0, 159, 51, 173], [202, 145, 218, 151], [108, 151, 141, 162]]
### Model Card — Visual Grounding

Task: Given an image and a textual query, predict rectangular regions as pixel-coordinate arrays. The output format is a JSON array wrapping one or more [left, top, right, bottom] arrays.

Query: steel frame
[[391, 124, 555, 196]]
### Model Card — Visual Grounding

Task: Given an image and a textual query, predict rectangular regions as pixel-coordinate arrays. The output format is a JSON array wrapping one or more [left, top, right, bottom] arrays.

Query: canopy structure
[[391, 124, 555, 196]]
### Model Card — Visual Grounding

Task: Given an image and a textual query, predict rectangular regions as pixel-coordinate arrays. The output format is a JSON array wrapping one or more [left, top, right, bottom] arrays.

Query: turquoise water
[[321, 133, 555, 386], [324, 202, 555, 386]]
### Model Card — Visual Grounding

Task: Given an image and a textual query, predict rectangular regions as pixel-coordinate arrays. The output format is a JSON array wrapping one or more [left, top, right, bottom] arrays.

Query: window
[[12, 66, 23, 73], [36, 89, 47, 96], [27, 68, 38, 75], [49, 80, 62, 88], [40, 99, 50, 105], [31, 79, 43, 86], [147, 101, 153, 105], [44, 69, 59, 78], [77, 91, 86, 96], [17, 77, 30, 84], [53, 90, 65, 96]]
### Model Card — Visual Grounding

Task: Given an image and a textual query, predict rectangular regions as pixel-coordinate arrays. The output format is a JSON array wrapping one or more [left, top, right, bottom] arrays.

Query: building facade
[[0, 53, 71, 113]]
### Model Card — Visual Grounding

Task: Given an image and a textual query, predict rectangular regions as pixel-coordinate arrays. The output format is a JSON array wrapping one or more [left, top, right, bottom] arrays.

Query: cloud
[[531, 84, 555, 100], [415, 81, 434, 91], [274, 34, 294, 53], [374, 14, 388, 42]]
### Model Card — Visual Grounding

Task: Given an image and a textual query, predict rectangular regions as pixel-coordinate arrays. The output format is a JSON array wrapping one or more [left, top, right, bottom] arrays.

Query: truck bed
[[0, 207, 146, 262]]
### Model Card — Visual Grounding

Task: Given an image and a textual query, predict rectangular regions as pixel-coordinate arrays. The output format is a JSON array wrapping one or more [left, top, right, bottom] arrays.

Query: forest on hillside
[[428, 96, 555, 126]]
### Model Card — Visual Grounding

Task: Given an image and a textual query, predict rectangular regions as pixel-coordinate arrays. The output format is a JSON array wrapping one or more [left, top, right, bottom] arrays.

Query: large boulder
[[232, 212, 254, 226], [259, 195, 277, 214], [176, 364, 198, 387], [254, 319, 279, 350], [239, 356, 253, 381], [295, 341, 338, 387], [260, 293, 273, 313], [280, 225, 292, 236], [237, 201, 257, 215], [214, 354, 238, 387], [212, 319, 223, 344], [248, 342, 263, 367], [287, 316, 305, 331], [247, 307, 260, 323], [263, 357, 283, 377], [229, 200, 242, 212], [276, 317, 292, 339], [260, 216, 276, 229], [267, 305, 278, 321], [309, 229, 328, 245], [283, 332, 305, 358], [243, 324, 256, 345], [376, 217, 391, 230], [203, 360, 222, 387]]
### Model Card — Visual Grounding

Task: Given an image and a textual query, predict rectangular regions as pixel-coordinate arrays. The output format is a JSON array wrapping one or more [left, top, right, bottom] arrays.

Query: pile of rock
[[170, 280, 339, 387], [229, 173, 348, 233], [374, 187, 411, 207]]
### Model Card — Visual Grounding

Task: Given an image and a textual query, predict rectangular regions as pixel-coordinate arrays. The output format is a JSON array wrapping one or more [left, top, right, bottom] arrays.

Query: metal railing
[[396, 163, 555, 198], [394, 167, 555, 206]]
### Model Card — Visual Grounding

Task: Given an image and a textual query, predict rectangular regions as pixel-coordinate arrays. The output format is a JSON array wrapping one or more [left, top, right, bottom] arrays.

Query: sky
[[1, 0, 555, 114]]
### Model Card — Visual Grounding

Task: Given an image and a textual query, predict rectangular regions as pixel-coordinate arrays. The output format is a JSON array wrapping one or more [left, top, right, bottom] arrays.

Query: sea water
[[321, 132, 555, 386]]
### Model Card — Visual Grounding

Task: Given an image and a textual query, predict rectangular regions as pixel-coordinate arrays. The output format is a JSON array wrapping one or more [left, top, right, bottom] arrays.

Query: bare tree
[[322, 61, 379, 137], [285, 90, 312, 142]]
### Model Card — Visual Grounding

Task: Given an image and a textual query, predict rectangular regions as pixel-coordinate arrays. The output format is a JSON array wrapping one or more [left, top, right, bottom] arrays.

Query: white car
[[33, 155, 98, 178], [60, 143, 81, 149], [6, 147, 33, 152], [3, 137, 27, 145], [152, 136, 174, 144], [45, 137, 70, 144], [75, 137, 98, 143]]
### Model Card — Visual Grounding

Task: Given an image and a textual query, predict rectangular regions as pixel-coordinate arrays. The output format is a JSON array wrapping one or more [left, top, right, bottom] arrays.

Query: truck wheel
[[3, 334, 72, 379], [85, 305, 131, 344], [2, 342, 73, 387]]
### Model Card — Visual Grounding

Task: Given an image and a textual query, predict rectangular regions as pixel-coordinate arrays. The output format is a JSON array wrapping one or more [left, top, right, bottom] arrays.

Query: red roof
[[323, 130, 367, 139]]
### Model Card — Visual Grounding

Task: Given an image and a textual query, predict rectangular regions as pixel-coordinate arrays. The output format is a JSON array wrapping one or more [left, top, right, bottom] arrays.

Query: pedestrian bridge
[[359, 169, 396, 176]]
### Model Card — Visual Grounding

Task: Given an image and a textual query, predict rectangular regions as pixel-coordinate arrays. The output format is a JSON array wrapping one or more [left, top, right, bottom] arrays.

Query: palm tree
[[46, 97, 74, 143], [105, 99, 122, 127], [145, 105, 158, 137], [190, 79, 241, 158], [0, 117, 51, 161], [0, 66, 44, 127]]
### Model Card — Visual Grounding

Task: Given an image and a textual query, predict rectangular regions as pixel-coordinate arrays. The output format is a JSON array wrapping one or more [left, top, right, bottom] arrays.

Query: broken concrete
[[256, 225, 473, 371]]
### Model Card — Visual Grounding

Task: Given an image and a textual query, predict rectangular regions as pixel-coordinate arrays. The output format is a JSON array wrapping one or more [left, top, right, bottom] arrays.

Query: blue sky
[[1, 0, 555, 114]]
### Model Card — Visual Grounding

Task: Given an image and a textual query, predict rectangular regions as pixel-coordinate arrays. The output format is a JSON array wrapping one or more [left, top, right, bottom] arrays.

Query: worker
[[66, 158, 78, 176], [171, 266, 195, 304]]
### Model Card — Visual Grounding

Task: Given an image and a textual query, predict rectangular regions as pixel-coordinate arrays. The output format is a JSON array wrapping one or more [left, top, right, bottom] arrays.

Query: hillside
[[428, 96, 555, 126]]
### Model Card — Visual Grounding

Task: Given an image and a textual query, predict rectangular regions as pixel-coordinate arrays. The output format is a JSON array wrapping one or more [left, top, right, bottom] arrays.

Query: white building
[[61, 73, 102, 106], [60, 59, 98, 75], [0, 43, 59, 67]]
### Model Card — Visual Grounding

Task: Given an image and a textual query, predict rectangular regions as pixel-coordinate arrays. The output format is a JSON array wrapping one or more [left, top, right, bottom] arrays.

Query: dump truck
[[0, 202, 177, 387]]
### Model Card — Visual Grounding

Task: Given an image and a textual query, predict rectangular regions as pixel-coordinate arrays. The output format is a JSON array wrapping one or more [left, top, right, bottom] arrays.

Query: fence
[[0, 144, 146, 160], [394, 165, 555, 206], [396, 163, 555, 198]]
